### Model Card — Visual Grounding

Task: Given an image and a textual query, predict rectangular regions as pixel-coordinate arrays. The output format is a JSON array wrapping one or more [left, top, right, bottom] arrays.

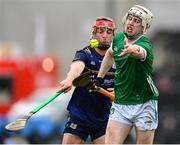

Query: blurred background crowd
[[0, 0, 180, 144]]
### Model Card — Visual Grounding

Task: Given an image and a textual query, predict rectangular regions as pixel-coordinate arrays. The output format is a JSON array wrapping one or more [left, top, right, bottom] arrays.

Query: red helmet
[[92, 16, 116, 35]]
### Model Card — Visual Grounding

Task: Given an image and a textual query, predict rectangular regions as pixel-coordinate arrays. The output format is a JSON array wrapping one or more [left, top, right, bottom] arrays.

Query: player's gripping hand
[[94, 77, 104, 87], [59, 78, 73, 93], [88, 77, 104, 92]]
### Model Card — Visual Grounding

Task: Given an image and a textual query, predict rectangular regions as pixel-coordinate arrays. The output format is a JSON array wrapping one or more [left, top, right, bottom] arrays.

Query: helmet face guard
[[123, 5, 153, 34]]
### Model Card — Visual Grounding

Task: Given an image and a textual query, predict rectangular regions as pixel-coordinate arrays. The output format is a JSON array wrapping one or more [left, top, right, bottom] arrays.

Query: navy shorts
[[63, 114, 107, 141]]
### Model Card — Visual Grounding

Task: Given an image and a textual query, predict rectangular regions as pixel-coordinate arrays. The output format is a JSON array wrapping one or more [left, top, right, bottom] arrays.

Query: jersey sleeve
[[135, 36, 154, 60], [72, 49, 88, 65]]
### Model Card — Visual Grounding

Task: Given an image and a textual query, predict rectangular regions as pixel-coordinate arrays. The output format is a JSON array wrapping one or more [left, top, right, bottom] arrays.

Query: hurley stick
[[73, 72, 115, 101], [5, 90, 63, 131]]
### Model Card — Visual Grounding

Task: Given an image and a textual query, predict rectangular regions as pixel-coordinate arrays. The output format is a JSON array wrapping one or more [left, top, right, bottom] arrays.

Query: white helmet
[[123, 5, 153, 33]]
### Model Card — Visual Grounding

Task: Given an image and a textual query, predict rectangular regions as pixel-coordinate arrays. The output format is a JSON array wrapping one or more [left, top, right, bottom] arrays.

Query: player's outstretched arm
[[59, 61, 85, 93], [98, 48, 114, 79]]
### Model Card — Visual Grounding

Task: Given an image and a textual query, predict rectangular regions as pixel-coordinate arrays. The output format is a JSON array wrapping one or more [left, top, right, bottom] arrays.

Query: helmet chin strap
[[98, 43, 110, 50], [124, 31, 142, 41]]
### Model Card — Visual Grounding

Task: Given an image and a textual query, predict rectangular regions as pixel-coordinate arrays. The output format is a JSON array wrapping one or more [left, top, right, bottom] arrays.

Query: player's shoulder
[[73, 46, 92, 62], [114, 31, 124, 39], [138, 34, 151, 43], [135, 35, 152, 46], [113, 31, 125, 45], [83, 46, 92, 54], [135, 35, 153, 51], [76, 46, 91, 55], [76, 46, 94, 59]]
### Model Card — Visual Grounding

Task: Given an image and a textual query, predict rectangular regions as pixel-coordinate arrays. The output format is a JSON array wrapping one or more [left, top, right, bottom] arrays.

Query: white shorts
[[109, 100, 158, 131]]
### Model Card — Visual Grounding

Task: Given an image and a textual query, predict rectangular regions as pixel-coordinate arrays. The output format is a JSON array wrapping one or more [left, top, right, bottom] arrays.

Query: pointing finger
[[118, 50, 128, 57], [124, 38, 129, 49]]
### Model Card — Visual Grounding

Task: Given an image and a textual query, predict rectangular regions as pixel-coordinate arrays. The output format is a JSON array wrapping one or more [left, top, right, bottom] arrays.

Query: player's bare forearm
[[67, 61, 85, 81], [98, 49, 114, 78], [59, 61, 85, 93]]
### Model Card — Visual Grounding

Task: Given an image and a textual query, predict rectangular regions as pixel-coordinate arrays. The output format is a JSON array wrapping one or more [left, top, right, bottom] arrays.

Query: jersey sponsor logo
[[113, 46, 118, 51], [136, 94, 141, 100], [90, 60, 96, 65], [69, 123, 77, 129], [104, 79, 114, 84]]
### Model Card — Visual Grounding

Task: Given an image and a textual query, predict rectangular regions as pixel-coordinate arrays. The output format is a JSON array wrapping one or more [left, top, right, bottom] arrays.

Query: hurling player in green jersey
[[97, 5, 159, 144]]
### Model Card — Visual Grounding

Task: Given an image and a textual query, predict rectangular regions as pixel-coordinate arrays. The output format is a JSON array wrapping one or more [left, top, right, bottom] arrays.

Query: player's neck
[[95, 48, 106, 56]]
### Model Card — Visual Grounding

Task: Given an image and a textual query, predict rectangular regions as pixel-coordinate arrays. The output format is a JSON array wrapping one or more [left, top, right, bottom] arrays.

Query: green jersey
[[112, 32, 159, 105]]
